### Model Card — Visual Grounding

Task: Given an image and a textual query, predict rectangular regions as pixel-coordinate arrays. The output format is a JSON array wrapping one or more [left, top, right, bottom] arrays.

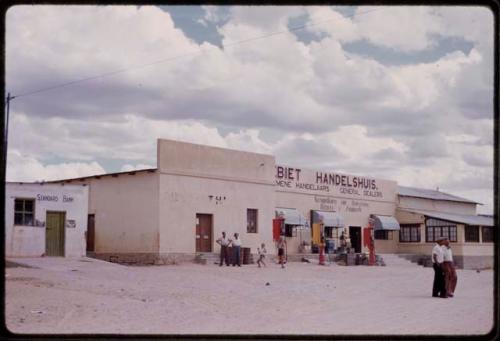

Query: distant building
[[5, 182, 89, 257], [49, 138, 493, 269]]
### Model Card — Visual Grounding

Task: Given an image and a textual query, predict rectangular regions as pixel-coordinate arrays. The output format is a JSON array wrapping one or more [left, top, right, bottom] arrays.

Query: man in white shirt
[[216, 231, 230, 266], [432, 236, 447, 298], [442, 238, 457, 297], [231, 233, 242, 267]]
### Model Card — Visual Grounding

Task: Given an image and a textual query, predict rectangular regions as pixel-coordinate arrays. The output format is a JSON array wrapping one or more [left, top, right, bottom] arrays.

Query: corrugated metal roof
[[398, 208, 494, 226], [371, 215, 400, 230], [397, 186, 479, 204]]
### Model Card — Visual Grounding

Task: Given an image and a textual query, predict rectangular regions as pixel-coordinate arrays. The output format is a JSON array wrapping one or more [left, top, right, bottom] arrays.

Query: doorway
[[86, 214, 95, 252], [196, 214, 213, 252], [46, 211, 66, 256], [349, 226, 362, 253]]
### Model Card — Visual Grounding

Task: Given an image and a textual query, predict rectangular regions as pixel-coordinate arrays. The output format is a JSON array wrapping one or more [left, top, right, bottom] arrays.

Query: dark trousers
[[233, 246, 241, 266], [220, 246, 229, 266], [432, 263, 446, 297]]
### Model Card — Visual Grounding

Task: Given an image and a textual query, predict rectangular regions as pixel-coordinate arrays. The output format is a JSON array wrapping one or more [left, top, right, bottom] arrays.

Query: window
[[425, 218, 457, 242], [324, 226, 340, 239], [284, 225, 297, 237], [247, 209, 258, 233], [482, 226, 493, 243], [374, 230, 393, 240], [464, 225, 480, 242], [399, 224, 421, 243], [14, 198, 35, 226]]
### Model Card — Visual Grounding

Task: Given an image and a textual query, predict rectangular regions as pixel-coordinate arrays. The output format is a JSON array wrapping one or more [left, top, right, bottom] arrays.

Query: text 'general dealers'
[[275, 166, 383, 198]]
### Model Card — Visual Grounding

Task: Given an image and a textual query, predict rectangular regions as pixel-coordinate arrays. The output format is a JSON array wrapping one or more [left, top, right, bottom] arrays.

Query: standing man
[[432, 236, 447, 298], [442, 238, 457, 297], [231, 233, 242, 267], [216, 231, 230, 266], [276, 236, 286, 269]]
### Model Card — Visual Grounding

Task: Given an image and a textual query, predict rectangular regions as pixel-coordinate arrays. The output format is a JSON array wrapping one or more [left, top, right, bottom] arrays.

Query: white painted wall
[[157, 138, 276, 255], [84, 171, 159, 253], [5, 183, 88, 257]]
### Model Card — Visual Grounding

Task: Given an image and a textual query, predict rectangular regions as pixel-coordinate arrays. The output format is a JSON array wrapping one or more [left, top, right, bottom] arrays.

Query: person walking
[[257, 243, 267, 268], [442, 238, 457, 297], [432, 237, 447, 298], [231, 233, 242, 267], [277, 236, 286, 268], [216, 231, 230, 266]]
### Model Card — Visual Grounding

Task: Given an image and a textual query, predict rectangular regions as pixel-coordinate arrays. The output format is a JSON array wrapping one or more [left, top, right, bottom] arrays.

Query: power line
[[12, 7, 384, 99]]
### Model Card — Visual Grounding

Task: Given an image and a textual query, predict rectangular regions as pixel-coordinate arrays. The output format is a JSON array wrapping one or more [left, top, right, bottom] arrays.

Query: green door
[[46, 211, 66, 256]]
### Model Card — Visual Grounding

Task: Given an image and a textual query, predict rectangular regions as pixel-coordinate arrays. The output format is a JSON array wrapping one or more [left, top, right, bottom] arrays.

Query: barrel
[[242, 247, 251, 264]]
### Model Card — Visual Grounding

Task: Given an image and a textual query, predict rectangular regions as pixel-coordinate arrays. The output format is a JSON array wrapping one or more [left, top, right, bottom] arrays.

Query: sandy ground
[[5, 255, 494, 335]]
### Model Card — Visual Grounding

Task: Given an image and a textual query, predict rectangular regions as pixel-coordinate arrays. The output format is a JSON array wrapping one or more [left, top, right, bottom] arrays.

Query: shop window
[[324, 226, 340, 239], [425, 218, 457, 242], [400, 224, 420, 243], [464, 225, 480, 242], [374, 230, 393, 240], [482, 226, 493, 243], [14, 198, 35, 226], [284, 225, 297, 237], [247, 209, 258, 233]]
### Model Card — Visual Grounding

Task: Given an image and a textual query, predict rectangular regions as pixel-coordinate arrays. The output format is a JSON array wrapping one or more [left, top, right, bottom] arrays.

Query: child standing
[[257, 243, 267, 268]]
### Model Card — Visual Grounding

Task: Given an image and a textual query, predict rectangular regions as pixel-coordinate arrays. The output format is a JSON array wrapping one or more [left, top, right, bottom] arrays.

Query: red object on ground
[[273, 218, 284, 241], [363, 227, 375, 265], [319, 244, 325, 265]]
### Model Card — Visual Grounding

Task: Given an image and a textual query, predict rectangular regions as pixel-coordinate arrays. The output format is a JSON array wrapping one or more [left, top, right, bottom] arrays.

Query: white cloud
[[5, 5, 494, 213], [6, 150, 105, 182]]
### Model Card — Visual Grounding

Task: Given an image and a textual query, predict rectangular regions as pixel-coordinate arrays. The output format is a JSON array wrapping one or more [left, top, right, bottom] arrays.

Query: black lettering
[[316, 172, 323, 183], [295, 169, 301, 182], [328, 174, 335, 185], [341, 175, 347, 186], [335, 174, 341, 185], [277, 166, 284, 178], [347, 176, 352, 187], [287, 168, 294, 180]]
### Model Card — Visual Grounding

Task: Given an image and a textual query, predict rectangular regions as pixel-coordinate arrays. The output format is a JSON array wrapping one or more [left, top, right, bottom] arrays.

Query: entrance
[[46, 211, 66, 256], [86, 214, 95, 252], [196, 214, 213, 252], [349, 226, 362, 253]]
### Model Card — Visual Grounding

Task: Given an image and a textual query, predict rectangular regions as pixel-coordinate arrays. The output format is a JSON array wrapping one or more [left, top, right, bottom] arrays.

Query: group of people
[[216, 232, 287, 268], [216, 231, 243, 266], [432, 236, 458, 298]]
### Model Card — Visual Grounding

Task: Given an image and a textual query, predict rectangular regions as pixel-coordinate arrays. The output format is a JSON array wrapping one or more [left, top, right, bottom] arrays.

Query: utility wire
[[12, 7, 383, 99]]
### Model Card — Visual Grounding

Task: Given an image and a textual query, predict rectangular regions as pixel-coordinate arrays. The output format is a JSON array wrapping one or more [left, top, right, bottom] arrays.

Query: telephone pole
[[4, 92, 15, 181]]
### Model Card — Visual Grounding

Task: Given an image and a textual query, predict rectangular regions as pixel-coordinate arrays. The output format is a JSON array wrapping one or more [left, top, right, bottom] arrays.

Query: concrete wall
[[159, 174, 275, 255], [85, 171, 159, 254], [274, 165, 398, 254], [157, 138, 276, 256], [398, 196, 477, 215], [5, 183, 88, 257]]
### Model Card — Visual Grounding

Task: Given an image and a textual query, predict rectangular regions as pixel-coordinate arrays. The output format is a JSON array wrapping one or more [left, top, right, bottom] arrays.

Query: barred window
[[247, 209, 258, 233], [482, 226, 493, 243], [464, 225, 480, 242], [425, 218, 457, 242], [400, 224, 420, 242], [374, 230, 393, 240], [14, 198, 35, 226]]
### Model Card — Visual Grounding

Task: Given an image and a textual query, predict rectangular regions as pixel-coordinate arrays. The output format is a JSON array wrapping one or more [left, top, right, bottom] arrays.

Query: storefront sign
[[275, 165, 396, 201], [36, 194, 75, 203]]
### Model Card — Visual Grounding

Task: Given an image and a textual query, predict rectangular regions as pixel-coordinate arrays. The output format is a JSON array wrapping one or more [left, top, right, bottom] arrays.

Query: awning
[[312, 210, 345, 228], [397, 208, 494, 227], [275, 208, 309, 227], [371, 214, 400, 230]]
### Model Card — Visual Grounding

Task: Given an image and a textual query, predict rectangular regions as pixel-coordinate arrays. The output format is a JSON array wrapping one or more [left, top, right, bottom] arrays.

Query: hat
[[436, 236, 447, 241]]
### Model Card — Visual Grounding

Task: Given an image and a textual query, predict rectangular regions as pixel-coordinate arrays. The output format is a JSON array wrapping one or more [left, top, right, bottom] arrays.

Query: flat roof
[[397, 186, 480, 204], [398, 208, 494, 226], [47, 168, 157, 183]]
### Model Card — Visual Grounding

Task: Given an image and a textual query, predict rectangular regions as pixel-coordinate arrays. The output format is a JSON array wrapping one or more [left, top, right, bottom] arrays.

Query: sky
[[5, 5, 494, 214]]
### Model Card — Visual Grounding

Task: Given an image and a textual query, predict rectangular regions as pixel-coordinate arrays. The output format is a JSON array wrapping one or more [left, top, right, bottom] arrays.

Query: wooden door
[[349, 226, 362, 253], [196, 214, 212, 252], [46, 211, 66, 256], [86, 214, 95, 252]]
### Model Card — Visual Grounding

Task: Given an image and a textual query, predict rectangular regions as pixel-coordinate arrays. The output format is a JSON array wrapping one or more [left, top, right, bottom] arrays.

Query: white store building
[[5, 182, 89, 258]]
